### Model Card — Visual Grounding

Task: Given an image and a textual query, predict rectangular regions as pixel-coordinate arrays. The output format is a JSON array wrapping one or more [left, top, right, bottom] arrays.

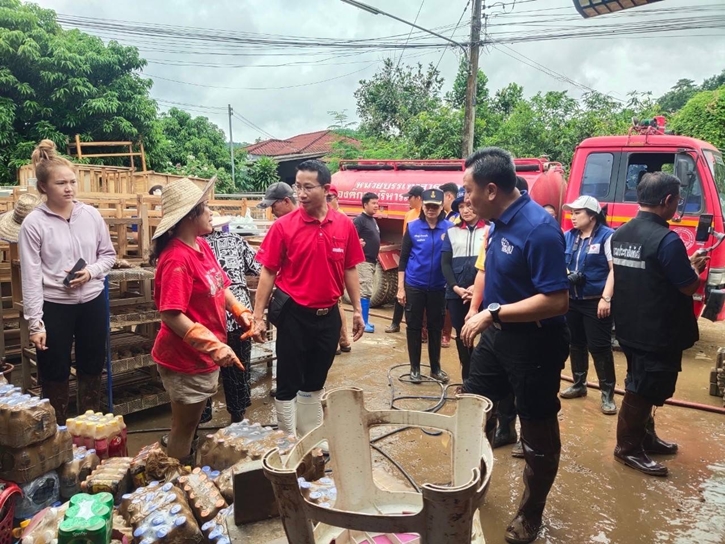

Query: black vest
[[611, 212, 698, 353]]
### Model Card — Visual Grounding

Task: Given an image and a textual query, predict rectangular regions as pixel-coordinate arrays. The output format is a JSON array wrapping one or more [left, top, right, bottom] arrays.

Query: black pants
[[37, 294, 107, 383], [447, 297, 472, 379], [404, 284, 445, 370], [567, 298, 612, 354], [220, 330, 253, 416], [464, 325, 570, 421], [621, 345, 681, 406], [275, 301, 341, 402]]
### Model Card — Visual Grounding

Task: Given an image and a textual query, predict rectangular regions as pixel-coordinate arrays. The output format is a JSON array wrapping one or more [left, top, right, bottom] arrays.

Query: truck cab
[[563, 120, 725, 322]]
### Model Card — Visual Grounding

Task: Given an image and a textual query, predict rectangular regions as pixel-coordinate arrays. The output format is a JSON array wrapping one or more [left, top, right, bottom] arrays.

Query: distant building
[[245, 130, 359, 184]]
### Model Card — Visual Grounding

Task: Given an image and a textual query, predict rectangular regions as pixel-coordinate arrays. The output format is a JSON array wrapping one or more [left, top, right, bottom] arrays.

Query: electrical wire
[[435, 0, 471, 71], [396, 0, 426, 70]]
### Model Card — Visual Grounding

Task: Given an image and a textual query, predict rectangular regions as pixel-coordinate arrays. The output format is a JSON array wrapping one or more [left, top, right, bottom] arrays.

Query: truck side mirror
[[675, 154, 694, 187], [696, 213, 713, 242]]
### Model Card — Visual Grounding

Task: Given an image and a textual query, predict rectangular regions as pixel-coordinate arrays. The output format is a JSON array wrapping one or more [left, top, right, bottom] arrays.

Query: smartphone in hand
[[63, 258, 87, 287]]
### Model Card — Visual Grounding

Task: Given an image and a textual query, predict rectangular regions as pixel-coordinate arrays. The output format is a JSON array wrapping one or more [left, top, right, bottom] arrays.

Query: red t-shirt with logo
[[256, 207, 365, 308], [152, 237, 231, 374]]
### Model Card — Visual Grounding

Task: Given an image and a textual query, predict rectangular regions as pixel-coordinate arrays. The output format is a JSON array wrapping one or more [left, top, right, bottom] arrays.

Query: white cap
[[563, 195, 601, 214]]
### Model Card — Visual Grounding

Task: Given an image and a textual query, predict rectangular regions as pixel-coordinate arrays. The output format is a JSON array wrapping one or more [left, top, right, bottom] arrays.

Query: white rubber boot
[[296, 390, 328, 452], [274, 398, 296, 436]]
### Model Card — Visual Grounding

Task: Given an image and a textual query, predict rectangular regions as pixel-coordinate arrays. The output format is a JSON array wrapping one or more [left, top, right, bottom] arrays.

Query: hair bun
[[31, 139, 58, 166]]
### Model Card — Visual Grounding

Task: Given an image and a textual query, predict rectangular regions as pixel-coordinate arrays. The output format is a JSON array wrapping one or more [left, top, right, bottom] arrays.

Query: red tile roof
[[245, 130, 359, 157]]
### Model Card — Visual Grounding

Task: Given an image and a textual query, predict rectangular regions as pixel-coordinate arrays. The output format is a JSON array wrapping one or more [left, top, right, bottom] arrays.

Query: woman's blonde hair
[[31, 139, 74, 194]]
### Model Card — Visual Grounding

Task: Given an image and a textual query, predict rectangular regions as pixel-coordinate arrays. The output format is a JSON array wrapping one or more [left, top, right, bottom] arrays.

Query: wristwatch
[[601, 295, 612, 303], [487, 303, 502, 329]]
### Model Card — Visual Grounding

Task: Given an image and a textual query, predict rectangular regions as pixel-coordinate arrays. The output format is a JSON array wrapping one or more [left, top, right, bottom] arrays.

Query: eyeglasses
[[326, 195, 337, 202], [294, 183, 324, 194]]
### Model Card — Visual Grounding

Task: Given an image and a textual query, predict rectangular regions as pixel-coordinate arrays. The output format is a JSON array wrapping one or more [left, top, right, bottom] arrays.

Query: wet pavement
[[125, 307, 725, 543]]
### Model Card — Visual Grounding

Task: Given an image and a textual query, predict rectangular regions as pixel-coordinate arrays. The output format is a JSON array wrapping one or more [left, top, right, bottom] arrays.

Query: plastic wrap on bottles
[[197, 420, 297, 470], [58, 446, 101, 500], [112, 512, 132, 541], [129, 442, 183, 488], [20, 503, 68, 544], [66, 412, 127, 459], [0, 392, 56, 448], [298, 475, 337, 508], [131, 504, 203, 544], [0, 425, 73, 483], [13, 471, 60, 520], [214, 462, 242, 505], [177, 470, 228, 525], [58, 493, 114, 544], [119, 481, 188, 527], [200, 504, 233, 543], [81, 457, 132, 502]]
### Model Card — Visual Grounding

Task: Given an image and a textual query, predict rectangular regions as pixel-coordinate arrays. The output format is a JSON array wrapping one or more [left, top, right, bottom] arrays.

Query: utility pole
[[462, 0, 482, 158], [228, 104, 235, 184]]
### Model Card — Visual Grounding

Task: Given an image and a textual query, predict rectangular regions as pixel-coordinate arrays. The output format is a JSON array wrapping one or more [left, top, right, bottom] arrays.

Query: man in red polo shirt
[[253, 160, 365, 441]]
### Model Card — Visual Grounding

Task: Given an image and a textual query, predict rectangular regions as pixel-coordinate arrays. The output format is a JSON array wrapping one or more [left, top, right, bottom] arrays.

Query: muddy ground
[[126, 307, 725, 543]]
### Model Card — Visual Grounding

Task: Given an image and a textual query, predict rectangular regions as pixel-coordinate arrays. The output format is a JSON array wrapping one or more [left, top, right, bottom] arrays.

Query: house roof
[[245, 130, 359, 157]]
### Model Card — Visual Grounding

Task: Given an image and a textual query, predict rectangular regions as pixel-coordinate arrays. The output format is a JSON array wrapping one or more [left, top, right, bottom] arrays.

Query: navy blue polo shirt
[[484, 192, 568, 326]]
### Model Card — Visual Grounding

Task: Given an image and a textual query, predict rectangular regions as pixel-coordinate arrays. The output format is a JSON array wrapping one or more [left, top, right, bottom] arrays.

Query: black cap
[[402, 185, 424, 198], [422, 188, 444, 206], [258, 182, 294, 208]]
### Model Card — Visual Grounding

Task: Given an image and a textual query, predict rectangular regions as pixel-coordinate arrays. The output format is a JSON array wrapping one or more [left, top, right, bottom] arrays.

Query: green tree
[[445, 59, 490, 112], [670, 88, 725, 150], [657, 78, 699, 114], [327, 109, 355, 131], [702, 69, 725, 91], [354, 58, 443, 136], [0, 0, 158, 184], [245, 156, 281, 192]]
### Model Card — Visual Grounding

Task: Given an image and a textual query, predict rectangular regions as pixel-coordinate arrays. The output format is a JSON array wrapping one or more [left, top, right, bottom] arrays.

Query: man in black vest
[[611, 172, 708, 477]]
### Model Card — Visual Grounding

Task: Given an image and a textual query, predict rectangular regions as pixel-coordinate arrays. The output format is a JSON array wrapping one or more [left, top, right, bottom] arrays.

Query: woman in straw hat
[[18, 140, 117, 424], [0, 193, 42, 243], [150, 177, 253, 462]]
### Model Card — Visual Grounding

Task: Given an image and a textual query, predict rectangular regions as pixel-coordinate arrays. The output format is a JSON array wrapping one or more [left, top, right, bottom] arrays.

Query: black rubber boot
[[493, 392, 518, 448], [406, 325, 423, 384], [76, 372, 102, 414], [455, 337, 472, 381], [428, 328, 448, 383], [613, 392, 668, 476], [643, 414, 678, 455], [409, 364, 422, 384], [504, 417, 561, 544], [42, 379, 70, 426], [592, 350, 617, 415], [560, 345, 589, 399]]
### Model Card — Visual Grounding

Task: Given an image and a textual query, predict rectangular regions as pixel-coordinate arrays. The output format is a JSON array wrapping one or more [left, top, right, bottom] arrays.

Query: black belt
[[291, 300, 337, 317]]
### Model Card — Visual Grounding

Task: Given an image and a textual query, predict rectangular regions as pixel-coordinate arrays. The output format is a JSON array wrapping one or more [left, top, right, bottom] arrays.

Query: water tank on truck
[[332, 158, 567, 307]]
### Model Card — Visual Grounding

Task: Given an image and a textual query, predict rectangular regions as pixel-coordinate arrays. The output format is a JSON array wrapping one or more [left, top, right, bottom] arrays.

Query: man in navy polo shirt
[[460, 147, 569, 544]]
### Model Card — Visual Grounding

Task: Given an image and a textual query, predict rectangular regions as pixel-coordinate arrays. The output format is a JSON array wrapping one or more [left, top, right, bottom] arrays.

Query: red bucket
[[0, 481, 21, 544]]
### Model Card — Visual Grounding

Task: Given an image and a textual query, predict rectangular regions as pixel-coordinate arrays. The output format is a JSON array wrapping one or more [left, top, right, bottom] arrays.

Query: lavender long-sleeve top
[[18, 201, 116, 333]]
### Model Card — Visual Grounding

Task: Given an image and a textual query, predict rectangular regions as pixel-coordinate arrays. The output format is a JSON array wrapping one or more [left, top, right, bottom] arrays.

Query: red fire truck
[[332, 158, 567, 307]]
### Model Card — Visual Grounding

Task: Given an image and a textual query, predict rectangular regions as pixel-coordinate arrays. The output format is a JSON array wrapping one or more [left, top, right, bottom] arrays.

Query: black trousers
[[567, 298, 612, 354], [275, 301, 341, 402], [447, 297, 472, 379], [221, 330, 253, 416], [37, 294, 107, 383], [464, 325, 570, 421], [622, 345, 681, 406], [404, 284, 446, 370]]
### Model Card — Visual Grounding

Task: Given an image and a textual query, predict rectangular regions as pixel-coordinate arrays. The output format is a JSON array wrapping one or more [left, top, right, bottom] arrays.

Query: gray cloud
[[41, 0, 725, 144]]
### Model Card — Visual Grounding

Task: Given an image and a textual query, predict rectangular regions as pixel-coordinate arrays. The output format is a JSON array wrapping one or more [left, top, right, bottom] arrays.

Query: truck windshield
[[704, 150, 725, 211]]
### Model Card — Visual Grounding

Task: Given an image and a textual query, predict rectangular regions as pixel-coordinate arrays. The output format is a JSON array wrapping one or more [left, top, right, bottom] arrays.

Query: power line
[[144, 64, 376, 91], [435, 0, 471, 71], [396, 0, 426, 70], [232, 112, 277, 141]]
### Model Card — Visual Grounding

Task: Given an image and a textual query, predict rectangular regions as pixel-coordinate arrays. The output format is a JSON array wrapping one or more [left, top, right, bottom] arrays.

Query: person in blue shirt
[[396, 189, 454, 384], [459, 147, 570, 544], [559, 195, 618, 415]]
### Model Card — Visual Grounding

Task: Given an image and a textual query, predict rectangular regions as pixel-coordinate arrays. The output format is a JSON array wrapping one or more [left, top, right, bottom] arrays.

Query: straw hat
[[0, 193, 42, 243], [152, 176, 216, 240]]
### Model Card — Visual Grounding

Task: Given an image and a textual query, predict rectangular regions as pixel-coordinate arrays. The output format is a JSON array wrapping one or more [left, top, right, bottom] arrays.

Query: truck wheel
[[371, 264, 398, 308]]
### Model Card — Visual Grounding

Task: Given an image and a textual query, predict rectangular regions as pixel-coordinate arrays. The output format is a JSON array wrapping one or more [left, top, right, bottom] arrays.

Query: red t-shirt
[[152, 237, 231, 374], [256, 207, 365, 308]]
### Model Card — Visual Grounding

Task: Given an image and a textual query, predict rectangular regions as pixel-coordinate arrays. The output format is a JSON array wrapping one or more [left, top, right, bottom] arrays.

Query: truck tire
[[370, 264, 398, 308], [341, 264, 398, 307]]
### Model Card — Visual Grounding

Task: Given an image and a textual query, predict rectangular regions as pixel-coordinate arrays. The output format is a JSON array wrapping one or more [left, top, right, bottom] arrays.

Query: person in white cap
[[149, 176, 253, 462], [559, 195, 618, 415]]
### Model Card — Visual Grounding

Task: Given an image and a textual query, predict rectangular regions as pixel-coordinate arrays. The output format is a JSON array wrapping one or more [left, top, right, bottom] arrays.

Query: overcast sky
[[40, 0, 725, 144]]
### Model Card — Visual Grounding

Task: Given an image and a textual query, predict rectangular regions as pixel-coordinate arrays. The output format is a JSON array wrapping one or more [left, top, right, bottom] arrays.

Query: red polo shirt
[[256, 207, 364, 308]]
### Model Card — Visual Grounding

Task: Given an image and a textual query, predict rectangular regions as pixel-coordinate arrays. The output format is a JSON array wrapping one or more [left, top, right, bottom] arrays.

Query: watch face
[[488, 303, 501, 312]]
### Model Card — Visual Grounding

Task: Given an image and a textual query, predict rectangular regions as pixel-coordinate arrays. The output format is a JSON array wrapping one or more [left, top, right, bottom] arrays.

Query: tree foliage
[[670, 87, 725, 150], [0, 0, 158, 184], [354, 58, 443, 136]]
